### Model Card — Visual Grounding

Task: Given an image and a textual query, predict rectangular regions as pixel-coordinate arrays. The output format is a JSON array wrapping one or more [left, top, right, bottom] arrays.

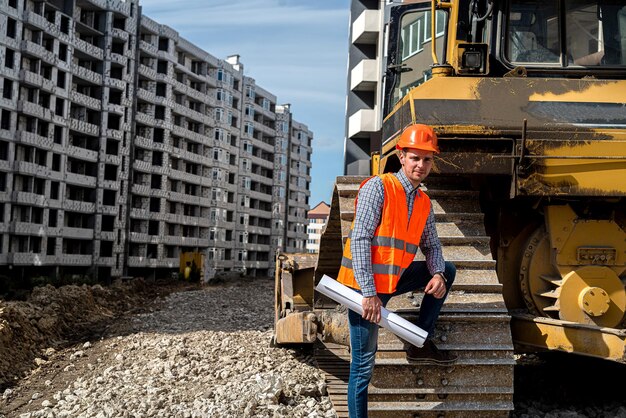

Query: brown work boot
[[406, 339, 457, 365]]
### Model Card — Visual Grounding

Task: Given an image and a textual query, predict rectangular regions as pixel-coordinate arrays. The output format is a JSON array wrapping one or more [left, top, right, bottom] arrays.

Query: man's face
[[399, 148, 434, 187]]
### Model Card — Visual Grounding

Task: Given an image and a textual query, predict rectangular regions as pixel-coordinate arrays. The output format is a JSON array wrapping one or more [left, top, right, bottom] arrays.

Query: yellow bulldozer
[[274, 1, 626, 416]]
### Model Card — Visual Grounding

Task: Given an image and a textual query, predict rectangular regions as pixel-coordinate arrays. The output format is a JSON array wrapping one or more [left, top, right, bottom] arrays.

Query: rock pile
[[0, 279, 163, 390], [1, 279, 336, 417]]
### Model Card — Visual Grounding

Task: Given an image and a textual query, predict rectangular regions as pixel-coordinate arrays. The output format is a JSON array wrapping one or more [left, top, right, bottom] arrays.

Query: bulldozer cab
[[384, 0, 626, 124]]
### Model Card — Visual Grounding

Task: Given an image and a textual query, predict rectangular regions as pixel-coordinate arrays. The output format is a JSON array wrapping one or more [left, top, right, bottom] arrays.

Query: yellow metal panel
[[522, 140, 626, 195], [512, 314, 626, 363], [545, 205, 626, 273], [274, 311, 317, 344], [529, 80, 626, 103]]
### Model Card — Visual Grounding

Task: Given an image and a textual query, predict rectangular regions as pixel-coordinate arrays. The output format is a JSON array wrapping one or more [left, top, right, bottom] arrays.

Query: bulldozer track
[[315, 175, 515, 417]]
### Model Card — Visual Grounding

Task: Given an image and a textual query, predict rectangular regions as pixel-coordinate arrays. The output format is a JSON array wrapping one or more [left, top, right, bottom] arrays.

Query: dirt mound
[[0, 279, 177, 391]]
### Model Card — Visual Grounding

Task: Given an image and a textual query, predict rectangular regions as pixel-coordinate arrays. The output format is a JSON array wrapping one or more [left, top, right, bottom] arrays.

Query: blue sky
[[139, 0, 350, 206]]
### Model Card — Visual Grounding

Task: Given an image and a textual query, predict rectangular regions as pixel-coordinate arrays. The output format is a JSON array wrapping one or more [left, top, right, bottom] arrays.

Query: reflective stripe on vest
[[337, 173, 431, 294]]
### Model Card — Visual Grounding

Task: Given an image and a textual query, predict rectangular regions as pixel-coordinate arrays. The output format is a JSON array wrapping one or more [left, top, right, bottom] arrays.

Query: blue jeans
[[346, 261, 456, 418]]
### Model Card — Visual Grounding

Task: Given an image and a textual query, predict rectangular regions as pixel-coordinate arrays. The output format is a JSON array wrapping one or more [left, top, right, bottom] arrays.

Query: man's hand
[[362, 295, 382, 323], [424, 274, 447, 299]]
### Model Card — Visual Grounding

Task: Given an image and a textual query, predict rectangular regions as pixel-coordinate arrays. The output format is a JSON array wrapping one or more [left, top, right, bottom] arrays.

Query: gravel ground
[[2, 277, 626, 418], [0, 278, 334, 418]]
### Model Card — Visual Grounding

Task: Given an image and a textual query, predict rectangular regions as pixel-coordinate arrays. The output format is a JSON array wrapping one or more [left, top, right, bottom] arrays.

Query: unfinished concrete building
[[0, 0, 312, 282], [0, 0, 139, 281]]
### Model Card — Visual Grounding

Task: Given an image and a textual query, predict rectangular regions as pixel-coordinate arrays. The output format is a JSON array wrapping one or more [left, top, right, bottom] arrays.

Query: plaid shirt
[[350, 170, 445, 297]]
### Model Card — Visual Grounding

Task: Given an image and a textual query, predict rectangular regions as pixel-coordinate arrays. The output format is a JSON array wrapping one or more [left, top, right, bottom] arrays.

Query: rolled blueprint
[[315, 275, 427, 347]]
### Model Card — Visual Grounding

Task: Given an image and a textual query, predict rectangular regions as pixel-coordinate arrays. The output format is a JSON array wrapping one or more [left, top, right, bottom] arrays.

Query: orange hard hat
[[395, 124, 440, 154]]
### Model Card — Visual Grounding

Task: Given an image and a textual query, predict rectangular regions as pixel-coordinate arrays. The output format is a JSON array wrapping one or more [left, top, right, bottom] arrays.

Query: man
[[337, 124, 457, 418]]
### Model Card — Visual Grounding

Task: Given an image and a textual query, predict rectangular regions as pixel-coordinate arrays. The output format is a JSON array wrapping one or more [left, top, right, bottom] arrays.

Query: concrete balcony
[[348, 107, 379, 138], [71, 63, 103, 85], [254, 145, 275, 161], [130, 208, 151, 219], [20, 40, 58, 65], [351, 59, 379, 92], [131, 183, 150, 197], [171, 79, 208, 104], [69, 118, 100, 136], [128, 257, 172, 268], [129, 232, 150, 243], [19, 69, 55, 92], [164, 213, 186, 225], [67, 145, 98, 161], [150, 165, 170, 177], [135, 112, 156, 127], [249, 172, 272, 187], [159, 258, 179, 268], [149, 188, 168, 199], [253, 122, 276, 137], [138, 63, 158, 81], [250, 156, 273, 172], [133, 159, 151, 172], [153, 95, 174, 109], [105, 77, 126, 91], [164, 235, 185, 246], [73, 37, 104, 60], [149, 212, 169, 222], [11, 191, 47, 206], [81, 0, 107, 10], [105, 129, 123, 140], [111, 28, 130, 41], [95, 257, 115, 267], [8, 253, 50, 266], [170, 124, 205, 144], [23, 10, 60, 37], [249, 189, 272, 202], [105, 0, 132, 16], [154, 119, 173, 131], [71, 90, 102, 110], [65, 199, 96, 213], [152, 141, 172, 154], [110, 52, 128, 67], [139, 40, 159, 57], [248, 243, 271, 253], [13, 161, 50, 177], [17, 100, 53, 121], [64, 172, 97, 187], [255, 105, 276, 121], [352, 9, 380, 45], [137, 88, 156, 105], [59, 254, 93, 266], [134, 135, 152, 150], [106, 102, 125, 116], [249, 229, 273, 239], [97, 231, 116, 241], [8, 221, 45, 235], [174, 61, 204, 82], [102, 154, 122, 166], [62, 227, 94, 240], [242, 260, 268, 270], [140, 14, 160, 33], [167, 191, 188, 204], [197, 217, 211, 228], [101, 206, 118, 216], [179, 237, 207, 248], [17, 130, 54, 149]]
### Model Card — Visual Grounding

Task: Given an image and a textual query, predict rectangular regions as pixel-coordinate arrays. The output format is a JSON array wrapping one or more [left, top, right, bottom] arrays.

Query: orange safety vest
[[337, 173, 431, 294]]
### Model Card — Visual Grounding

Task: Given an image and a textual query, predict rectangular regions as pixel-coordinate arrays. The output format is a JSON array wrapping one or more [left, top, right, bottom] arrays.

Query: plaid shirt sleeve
[[419, 205, 446, 277], [350, 176, 384, 297]]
